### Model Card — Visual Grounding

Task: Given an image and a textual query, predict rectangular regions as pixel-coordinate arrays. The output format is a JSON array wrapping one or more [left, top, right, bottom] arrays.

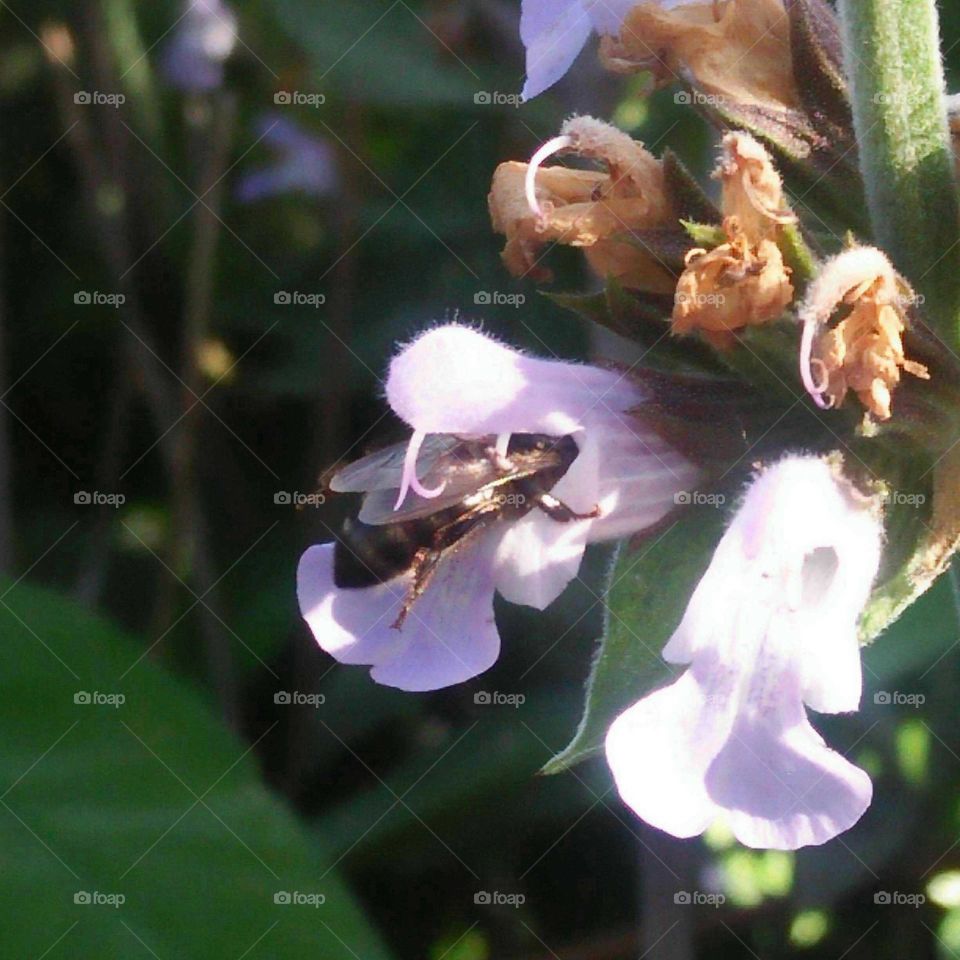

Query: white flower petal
[[707, 707, 873, 850], [493, 431, 598, 609], [661, 528, 748, 664], [606, 669, 736, 839], [519, 0, 594, 101], [586, 412, 698, 543], [386, 324, 642, 439], [297, 533, 503, 691], [607, 455, 882, 849]]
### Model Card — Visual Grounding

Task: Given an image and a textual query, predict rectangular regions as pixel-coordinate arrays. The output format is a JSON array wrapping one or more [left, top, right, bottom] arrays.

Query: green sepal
[[787, 0, 854, 131], [544, 280, 726, 375], [663, 148, 721, 224], [680, 219, 727, 248]]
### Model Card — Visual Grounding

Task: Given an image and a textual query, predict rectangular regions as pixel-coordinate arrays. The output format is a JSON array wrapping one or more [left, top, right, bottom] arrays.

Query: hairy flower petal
[[386, 324, 640, 438], [297, 538, 502, 691], [606, 456, 882, 849]]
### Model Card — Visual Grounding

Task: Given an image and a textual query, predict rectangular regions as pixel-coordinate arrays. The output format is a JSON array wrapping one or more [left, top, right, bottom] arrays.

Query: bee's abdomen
[[333, 516, 434, 588]]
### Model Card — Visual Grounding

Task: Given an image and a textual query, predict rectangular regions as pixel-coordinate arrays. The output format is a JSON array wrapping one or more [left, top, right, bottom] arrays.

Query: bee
[[328, 433, 599, 628]]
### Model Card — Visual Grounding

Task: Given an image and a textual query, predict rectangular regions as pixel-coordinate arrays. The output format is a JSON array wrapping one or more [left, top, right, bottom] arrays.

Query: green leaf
[[543, 508, 726, 773], [0, 580, 393, 959], [838, 0, 960, 334], [862, 571, 959, 682]]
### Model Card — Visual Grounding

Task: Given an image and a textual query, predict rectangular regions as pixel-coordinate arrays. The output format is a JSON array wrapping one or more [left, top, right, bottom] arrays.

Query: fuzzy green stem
[[838, 0, 960, 336]]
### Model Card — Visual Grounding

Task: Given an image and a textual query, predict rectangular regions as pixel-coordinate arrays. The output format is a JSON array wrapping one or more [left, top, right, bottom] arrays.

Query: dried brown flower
[[671, 133, 795, 341], [600, 0, 798, 111], [800, 247, 930, 420], [488, 115, 674, 289]]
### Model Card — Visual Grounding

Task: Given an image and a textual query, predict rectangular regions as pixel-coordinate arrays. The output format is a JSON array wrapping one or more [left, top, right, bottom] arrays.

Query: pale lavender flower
[[236, 115, 338, 204], [297, 324, 697, 691], [606, 456, 882, 850], [520, 0, 679, 99], [159, 0, 237, 92]]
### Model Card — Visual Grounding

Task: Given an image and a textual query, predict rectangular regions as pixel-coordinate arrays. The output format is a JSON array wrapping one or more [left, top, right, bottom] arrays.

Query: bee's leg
[[534, 492, 601, 522], [392, 546, 444, 630], [391, 507, 497, 630]]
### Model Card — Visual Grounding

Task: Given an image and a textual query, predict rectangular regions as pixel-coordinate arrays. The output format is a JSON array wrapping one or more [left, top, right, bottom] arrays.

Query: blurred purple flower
[[606, 456, 882, 849], [159, 0, 238, 92], [297, 324, 697, 691], [236, 114, 338, 204]]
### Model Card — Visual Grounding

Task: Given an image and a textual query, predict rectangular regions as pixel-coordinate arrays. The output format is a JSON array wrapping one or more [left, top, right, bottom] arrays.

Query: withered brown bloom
[[488, 115, 675, 289], [799, 247, 930, 420], [672, 132, 795, 344], [600, 0, 798, 112]]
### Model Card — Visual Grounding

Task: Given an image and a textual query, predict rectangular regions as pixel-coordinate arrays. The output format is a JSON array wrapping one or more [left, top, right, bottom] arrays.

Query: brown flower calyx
[[488, 115, 675, 289], [799, 247, 930, 421], [671, 133, 795, 343], [599, 0, 798, 112]]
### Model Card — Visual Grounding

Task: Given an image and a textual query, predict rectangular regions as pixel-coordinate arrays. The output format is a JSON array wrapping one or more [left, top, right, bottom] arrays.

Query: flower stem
[[838, 0, 960, 338]]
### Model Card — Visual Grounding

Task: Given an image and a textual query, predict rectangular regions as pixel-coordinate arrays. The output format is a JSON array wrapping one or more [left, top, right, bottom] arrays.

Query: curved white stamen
[[799, 312, 830, 409], [394, 429, 447, 510], [525, 135, 574, 220], [495, 432, 511, 457]]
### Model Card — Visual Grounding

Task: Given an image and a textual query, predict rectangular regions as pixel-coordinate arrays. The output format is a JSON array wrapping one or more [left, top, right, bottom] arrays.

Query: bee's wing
[[330, 435, 463, 493], [354, 439, 508, 526]]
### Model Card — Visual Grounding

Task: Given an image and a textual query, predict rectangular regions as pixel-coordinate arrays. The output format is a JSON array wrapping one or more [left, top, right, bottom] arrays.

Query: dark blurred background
[[3, 1, 960, 957]]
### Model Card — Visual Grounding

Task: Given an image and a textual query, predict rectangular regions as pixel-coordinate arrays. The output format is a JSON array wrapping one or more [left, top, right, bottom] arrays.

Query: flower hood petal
[[385, 324, 642, 439]]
